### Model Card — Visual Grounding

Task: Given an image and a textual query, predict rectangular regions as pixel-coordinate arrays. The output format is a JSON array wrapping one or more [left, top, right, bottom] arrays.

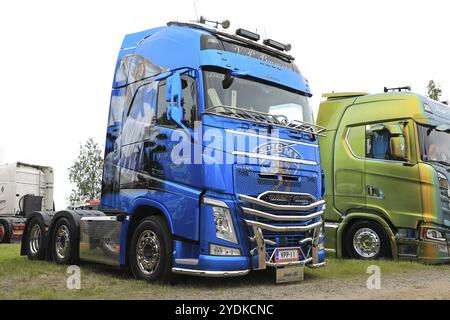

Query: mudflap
[[275, 265, 305, 284]]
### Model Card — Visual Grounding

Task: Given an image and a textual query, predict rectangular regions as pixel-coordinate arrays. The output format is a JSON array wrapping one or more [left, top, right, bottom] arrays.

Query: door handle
[[367, 186, 384, 199]]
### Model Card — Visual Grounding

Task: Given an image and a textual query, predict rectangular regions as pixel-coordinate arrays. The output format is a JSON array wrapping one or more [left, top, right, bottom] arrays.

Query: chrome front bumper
[[172, 268, 250, 277], [239, 192, 325, 270]]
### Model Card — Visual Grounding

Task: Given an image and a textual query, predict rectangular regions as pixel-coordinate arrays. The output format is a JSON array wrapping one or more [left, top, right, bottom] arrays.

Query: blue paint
[[102, 22, 325, 273]]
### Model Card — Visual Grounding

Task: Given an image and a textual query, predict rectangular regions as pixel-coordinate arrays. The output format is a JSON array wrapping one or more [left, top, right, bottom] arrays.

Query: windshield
[[203, 70, 314, 124], [418, 124, 450, 165]]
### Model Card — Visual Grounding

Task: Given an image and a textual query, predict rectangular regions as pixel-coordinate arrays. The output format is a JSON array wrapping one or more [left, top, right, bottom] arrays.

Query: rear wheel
[[129, 216, 172, 283], [345, 221, 391, 259], [26, 218, 45, 260], [51, 218, 79, 264], [0, 221, 10, 243]]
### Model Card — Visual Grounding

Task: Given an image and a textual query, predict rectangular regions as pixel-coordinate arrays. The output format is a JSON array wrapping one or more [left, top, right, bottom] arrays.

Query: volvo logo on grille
[[260, 192, 314, 206], [253, 142, 303, 175]]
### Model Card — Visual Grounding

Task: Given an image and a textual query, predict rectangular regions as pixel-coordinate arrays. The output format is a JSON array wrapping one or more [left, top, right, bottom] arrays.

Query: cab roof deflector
[[322, 92, 368, 100]]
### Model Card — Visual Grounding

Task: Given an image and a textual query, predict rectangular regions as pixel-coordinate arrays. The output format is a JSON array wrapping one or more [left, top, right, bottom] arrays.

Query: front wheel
[[129, 216, 173, 283], [345, 221, 391, 259]]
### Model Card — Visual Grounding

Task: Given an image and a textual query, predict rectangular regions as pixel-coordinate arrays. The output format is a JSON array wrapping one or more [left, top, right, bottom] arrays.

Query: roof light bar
[[263, 38, 291, 52], [235, 28, 260, 41]]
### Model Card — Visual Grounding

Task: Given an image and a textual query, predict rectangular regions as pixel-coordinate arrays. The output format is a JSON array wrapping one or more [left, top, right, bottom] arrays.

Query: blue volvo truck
[[20, 19, 326, 283]]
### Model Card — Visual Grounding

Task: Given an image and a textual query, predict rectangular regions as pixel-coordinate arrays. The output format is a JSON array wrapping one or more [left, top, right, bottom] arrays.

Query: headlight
[[210, 244, 241, 256], [437, 172, 450, 197], [203, 197, 238, 244], [213, 206, 238, 243], [424, 228, 446, 242]]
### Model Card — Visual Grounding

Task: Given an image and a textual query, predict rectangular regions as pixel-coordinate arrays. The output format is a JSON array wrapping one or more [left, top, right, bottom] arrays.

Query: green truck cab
[[317, 91, 450, 263]]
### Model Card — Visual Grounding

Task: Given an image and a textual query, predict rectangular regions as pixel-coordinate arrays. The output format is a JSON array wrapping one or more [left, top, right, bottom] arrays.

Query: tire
[[26, 218, 46, 260], [129, 216, 173, 283], [51, 217, 79, 264], [0, 221, 11, 244], [345, 220, 391, 260]]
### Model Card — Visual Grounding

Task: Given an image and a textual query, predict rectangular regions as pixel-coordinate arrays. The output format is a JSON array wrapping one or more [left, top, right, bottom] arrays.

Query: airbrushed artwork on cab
[[102, 54, 166, 208]]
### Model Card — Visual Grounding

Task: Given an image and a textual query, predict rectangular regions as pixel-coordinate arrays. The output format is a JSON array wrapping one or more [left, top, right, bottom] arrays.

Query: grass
[[0, 244, 448, 300]]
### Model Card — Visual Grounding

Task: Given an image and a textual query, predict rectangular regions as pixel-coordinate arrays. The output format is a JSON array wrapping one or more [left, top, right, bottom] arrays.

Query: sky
[[0, 0, 449, 209]]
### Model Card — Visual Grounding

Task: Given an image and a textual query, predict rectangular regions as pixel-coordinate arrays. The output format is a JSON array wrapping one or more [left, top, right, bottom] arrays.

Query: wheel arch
[[20, 211, 53, 256], [46, 210, 106, 261], [123, 199, 174, 267], [336, 211, 398, 259]]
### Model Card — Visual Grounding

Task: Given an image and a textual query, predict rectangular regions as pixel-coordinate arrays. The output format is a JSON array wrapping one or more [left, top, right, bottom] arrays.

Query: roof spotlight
[[263, 38, 291, 52], [236, 28, 260, 41]]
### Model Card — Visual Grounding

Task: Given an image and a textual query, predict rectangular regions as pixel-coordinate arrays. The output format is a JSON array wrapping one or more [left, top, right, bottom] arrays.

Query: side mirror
[[390, 136, 407, 160], [165, 72, 184, 125]]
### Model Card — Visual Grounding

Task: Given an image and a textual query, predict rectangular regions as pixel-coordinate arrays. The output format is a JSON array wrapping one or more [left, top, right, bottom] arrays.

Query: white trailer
[[0, 162, 54, 243]]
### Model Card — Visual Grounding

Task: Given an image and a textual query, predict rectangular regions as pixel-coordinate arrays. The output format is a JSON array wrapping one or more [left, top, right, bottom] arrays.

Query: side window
[[346, 125, 365, 158], [180, 75, 197, 128], [121, 82, 157, 145], [365, 122, 407, 161], [156, 75, 197, 128], [156, 80, 174, 128]]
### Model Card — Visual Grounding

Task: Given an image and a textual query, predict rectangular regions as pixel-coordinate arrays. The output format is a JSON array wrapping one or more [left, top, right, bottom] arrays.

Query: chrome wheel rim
[[29, 224, 41, 254], [136, 230, 160, 275], [0, 224, 4, 242], [353, 227, 380, 258], [55, 225, 70, 260]]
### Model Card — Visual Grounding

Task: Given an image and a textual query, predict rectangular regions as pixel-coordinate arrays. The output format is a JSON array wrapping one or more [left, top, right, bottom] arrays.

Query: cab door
[[150, 71, 203, 241], [364, 120, 422, 227], [152, 72, 201, 186]]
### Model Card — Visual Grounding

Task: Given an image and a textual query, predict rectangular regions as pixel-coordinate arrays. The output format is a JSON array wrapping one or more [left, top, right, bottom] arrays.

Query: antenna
[[193, 1, 199, 21]]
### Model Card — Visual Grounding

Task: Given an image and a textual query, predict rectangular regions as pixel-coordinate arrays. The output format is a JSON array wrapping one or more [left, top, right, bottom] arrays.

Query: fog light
[[396, 228, 415, 239], [210, 244, 241, 256]]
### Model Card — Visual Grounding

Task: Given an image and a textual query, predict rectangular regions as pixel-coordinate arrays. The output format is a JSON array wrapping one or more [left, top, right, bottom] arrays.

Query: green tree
[[68, 138, 104, 206], [427, 80, 442, 101]]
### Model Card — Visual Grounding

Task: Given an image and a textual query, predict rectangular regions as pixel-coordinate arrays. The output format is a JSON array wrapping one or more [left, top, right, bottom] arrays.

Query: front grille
[[440, 193, 450, 225], [234, 167, 317, 196]]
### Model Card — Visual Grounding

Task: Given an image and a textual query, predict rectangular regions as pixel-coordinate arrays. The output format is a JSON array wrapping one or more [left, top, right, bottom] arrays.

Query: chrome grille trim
[[239, 194, 325, 211], [239, 190, 325, 270], [232, 151, 318, 166], [242, 207, 323, 221], [244, 219, 322, 232]]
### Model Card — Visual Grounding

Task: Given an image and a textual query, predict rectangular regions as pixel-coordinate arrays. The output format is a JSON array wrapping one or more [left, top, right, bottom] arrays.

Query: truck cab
[[0, 162, 53, 243], [21, 20, 326, 282], [317, 91, 450, 263]]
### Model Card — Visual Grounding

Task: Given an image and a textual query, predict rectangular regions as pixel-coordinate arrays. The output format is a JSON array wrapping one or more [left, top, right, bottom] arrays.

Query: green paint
[[317, 92, 450, 263]]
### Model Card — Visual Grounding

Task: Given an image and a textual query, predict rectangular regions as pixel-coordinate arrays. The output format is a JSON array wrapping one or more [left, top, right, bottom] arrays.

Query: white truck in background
[[0, 162, 54, 243]]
